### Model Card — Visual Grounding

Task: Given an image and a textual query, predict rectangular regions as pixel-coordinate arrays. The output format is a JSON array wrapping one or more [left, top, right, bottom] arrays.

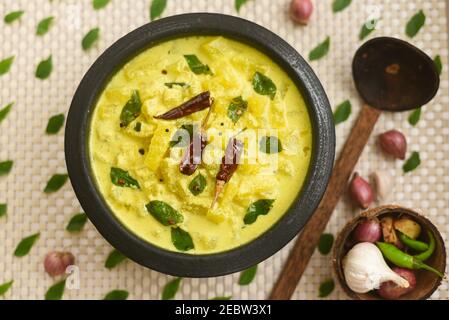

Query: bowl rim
[[65, 13, 335, 277]]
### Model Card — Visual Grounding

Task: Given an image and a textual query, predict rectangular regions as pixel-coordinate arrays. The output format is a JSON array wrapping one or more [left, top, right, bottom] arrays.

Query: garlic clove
[[371, 170, 393, 201], [342, 242, 409, 293]]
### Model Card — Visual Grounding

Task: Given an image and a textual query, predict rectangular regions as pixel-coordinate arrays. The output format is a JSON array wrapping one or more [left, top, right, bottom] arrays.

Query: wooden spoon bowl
[[333, 205, 446, 300]]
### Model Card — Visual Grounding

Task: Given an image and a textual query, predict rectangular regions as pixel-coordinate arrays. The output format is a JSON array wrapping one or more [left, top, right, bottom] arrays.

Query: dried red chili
[[216, 138, 244, 182], [179, 133, 208, 175], [154, 91, 212, 120], [211, 138, 244, 208], [179, 102, 214, 175]]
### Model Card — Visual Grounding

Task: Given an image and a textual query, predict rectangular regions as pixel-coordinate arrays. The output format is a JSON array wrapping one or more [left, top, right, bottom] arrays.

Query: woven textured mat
[[0, 0, 448, 300]]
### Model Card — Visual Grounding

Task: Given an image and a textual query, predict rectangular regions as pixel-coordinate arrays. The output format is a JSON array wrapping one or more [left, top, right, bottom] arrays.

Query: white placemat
[[0, 0, 448, 300]]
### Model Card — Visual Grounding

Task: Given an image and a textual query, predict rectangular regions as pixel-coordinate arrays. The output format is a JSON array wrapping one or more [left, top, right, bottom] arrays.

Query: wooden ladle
[[270, 37, 440, 300]]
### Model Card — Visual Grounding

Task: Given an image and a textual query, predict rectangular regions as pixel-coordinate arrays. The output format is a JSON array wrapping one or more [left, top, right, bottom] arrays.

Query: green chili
[[376, 242, 443, 278], [397, 231, 429, 252], [414, 230, 436, 261]]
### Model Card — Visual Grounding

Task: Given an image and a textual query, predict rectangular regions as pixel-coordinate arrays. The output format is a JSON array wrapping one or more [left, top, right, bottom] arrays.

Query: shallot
[[378, 130, 407, 160], [349, 173, 374, 209], [378, 268, 417, 299], [290, 0, 313, 25], [44, 251, 75, 277], [353, 218, 381, 243]]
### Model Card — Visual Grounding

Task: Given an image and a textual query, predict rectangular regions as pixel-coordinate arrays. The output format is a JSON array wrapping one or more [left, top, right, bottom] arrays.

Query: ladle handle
[[269, 104, 381, 300]]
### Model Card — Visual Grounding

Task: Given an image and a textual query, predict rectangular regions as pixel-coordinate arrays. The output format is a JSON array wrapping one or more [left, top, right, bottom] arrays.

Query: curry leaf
[[110, 167, 140, 189], [165, 82, 188, 89], [45, 279, 66, 300], [146, 201, 184, 226], [318, 233, 334, 255], [46, 114, 65, 134], [0, 102, 13, 124], [105, 249, 127, 269], [0, 204, 6, 218], [244, 199, 275, 225], [238, 265, 258, 285], [188, 173, 207, 196], [227, 96, 248, 124], [44, 174, 68, 193], [35, 55, 53, 79], [82, 27, 100, 50], [259, 136, 282, 154], [104, 290, 129, 300], [0, 56, 14, 76], [210, 296, 232, 300], [169, 137, 182, 148], [162, 277, 182, 300], [0, 160, 13, 176], [14, 233, 40, 257], [319, 279, 335, 298], [333, 100, 351, 125], [403, 151, 421, 173], [36, 16, 54, 36], [252, 72, 276, 100], [4, 11, 24, 24], [309, 37, 330, 61], [359, 19, 379, 40], [184, 55, 213, 75], [434, 55, 443, 75], [0, 281, 13, 296], [171, 228, 194, 252], [408, 108, 422, 126], [150, 0, 167, 21], [332, 0, 352, 13], [119, 90, 142, 127], [406, 10, 426, 38], [66, 213, 88, 232], [235, 0, 251, 12], [93, 0, 111, 10]]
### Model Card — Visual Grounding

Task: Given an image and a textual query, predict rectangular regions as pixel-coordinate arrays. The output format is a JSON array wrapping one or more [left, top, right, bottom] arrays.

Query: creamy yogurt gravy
[[89, 36, 312, 254]]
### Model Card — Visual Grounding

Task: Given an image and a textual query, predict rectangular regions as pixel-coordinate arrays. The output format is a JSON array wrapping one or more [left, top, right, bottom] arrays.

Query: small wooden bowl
[[333, 205, 446, 300]]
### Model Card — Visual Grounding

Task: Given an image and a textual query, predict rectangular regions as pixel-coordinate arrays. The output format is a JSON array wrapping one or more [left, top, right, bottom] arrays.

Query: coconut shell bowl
[[333, 205, 446, 300]]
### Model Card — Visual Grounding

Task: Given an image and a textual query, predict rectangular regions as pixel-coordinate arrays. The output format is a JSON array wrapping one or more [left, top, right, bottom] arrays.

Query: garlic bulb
[[342, 242, 409, 293]]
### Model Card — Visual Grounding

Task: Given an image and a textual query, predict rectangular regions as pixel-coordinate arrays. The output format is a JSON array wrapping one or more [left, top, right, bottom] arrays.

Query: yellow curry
[[89, 36, 312, 254]]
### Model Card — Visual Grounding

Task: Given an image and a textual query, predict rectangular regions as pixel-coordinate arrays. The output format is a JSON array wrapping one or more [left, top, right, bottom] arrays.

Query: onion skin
[[378, 130, 407, 160], [44, 251, 75, 277], [378, 268, 416, 299], [353, 218, 381, 243], [349, 173, 374, 209], [290, 0, 314, 25]]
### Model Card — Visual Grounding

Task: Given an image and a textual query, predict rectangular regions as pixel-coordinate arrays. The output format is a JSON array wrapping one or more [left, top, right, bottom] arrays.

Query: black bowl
[[65, 13, 335, 277]]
